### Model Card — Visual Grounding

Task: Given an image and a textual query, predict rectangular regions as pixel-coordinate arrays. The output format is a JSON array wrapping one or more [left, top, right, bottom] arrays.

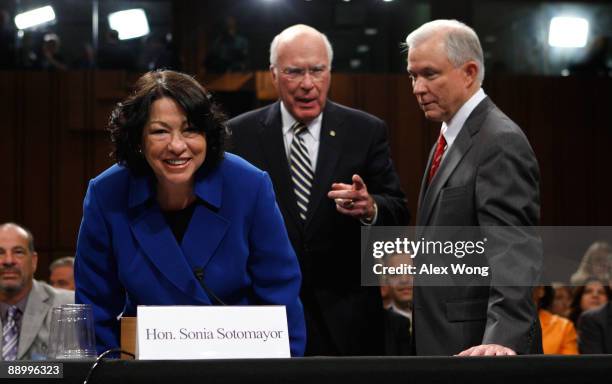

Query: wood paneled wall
[[1, 71, 610, 281], [0, 71, 129, 278]]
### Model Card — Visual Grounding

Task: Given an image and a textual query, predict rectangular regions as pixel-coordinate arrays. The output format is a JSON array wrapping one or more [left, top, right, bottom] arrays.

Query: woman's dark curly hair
[[109, 70, 227, 176], [536, 285, 555, 310]]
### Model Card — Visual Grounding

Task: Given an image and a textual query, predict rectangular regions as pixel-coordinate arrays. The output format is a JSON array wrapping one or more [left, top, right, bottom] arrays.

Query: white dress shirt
[[440, 88, 487, 162]]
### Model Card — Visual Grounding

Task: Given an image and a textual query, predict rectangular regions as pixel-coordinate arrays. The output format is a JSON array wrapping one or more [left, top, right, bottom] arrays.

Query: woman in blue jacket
[[75, 70, 305, 356]]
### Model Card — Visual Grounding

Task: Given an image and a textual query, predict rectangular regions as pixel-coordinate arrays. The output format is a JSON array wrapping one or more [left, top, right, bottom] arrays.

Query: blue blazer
[[75, 153, 306, 356]]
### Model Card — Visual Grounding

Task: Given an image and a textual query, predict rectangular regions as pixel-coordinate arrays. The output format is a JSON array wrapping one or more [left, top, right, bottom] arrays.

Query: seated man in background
[[0, 223, 73, 360], [382, 253, 412, 355], [384, 253, 413, 323], [49, 256, 75, 291]]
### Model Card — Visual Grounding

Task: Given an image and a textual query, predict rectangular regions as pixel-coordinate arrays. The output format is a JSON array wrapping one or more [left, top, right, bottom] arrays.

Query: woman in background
[[74, 70, 305, 356], [570, 242, 612, 286], [569, 278, 611, 326], [533, 285, 577, 354], [550, 283, 572, 318]]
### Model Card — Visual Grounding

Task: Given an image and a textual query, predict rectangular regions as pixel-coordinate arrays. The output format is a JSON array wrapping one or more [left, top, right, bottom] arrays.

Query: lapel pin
[[330, 130, 336, 137]]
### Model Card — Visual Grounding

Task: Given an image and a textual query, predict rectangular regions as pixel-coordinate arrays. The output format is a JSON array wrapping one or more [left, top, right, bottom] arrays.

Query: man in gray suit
[[405, 20, 542, 356], [0, 223, 74, 360]]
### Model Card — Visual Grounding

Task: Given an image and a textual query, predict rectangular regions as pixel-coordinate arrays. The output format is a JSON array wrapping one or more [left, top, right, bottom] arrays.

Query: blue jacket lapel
[[182, 166, 230, 271], [130, 200, 211, 304], [127, 167, 229, 305]]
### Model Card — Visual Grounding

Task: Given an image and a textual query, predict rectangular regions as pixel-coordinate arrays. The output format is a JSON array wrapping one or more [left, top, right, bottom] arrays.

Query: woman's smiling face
[[141, 97, 207, 189]]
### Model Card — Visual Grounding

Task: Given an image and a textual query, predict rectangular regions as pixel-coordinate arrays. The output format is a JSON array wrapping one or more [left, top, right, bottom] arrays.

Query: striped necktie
[[289, 122, 314, 221], [2, 306, 21, 361]]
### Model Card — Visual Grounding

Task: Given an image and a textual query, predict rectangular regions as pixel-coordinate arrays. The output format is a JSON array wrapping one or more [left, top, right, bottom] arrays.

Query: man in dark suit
[[405, 20, 542, 356], [229, 24, 410, 355], [578, 302, 612, 354]]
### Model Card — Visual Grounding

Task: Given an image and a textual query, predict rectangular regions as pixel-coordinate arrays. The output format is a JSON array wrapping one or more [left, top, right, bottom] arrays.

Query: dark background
[[0, 0, 610, 281]]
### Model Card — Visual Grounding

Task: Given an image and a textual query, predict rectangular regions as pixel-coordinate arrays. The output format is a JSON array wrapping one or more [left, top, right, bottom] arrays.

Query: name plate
[[136, 306, 290, 359]]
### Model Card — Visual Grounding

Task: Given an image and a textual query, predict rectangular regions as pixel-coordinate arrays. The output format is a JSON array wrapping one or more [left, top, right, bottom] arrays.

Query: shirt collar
[[442, 88, 486, 148], [280, 101, 322, 142], [390, 302, 412, 320]]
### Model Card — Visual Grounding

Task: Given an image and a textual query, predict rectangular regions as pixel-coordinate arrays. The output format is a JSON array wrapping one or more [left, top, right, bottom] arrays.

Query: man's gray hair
[[50, 256, 75, 271], [269, 24, 334, 68], [405, 19, 485, 83]]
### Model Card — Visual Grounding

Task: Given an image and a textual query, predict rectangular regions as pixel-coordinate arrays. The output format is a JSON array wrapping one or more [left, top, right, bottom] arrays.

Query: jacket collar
[[128, 165, 223, 210], [127, 163, 229, 305]]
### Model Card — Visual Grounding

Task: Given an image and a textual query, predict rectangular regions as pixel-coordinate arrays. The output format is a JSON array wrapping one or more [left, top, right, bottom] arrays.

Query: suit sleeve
[[247, 172, 306, 357], [74, 180, 125, 354], [364, 120, 411, 226], [578, 310, 605, 354], [475, 126, 543, 354]]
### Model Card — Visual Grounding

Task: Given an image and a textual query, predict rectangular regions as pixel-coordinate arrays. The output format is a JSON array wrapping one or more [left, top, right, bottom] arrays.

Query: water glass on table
[[49, 304, 97, 359]]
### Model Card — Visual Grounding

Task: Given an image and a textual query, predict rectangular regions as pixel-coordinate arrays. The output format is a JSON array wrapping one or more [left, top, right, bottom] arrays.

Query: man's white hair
[[405, 19, 485, 83], [269, 24, 333, 69]]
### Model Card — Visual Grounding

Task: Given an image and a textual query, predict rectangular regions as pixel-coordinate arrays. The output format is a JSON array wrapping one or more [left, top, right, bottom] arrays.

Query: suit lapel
[[257, 101, 344, 229], [18, 281, 50, 359], [417, 98, 493, 225], [418, 127, 474, 225], [259, 102, 301, 228], [182, 167, 230, 271], [416, 144, 436, 224], [128, 175, 211, 304], [306, 102, 343, 227]]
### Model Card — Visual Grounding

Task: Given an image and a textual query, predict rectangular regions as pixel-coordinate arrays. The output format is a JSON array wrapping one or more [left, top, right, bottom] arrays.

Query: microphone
[[193, 267, 227, 306]]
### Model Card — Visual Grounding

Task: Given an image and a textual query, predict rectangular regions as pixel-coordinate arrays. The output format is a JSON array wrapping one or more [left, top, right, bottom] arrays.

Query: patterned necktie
[[428, 132, 447, 183], [289, 122, 314, 221], [2, 306, 21, 361]]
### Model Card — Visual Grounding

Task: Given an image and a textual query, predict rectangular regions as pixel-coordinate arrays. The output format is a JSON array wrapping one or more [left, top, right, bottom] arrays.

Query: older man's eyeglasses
[[280, 65, 328, 82]]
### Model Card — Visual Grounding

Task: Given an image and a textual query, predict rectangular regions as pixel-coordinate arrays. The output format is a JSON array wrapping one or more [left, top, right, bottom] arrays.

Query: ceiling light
[[108, 9, 150, 40], [14, 5, 55, 30], [548, 16, 589, 48]]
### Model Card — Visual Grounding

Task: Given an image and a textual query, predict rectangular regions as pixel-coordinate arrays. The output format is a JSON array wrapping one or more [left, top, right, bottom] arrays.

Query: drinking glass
[[56, 304, 97, 359], [46, 306, 64, 359]]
